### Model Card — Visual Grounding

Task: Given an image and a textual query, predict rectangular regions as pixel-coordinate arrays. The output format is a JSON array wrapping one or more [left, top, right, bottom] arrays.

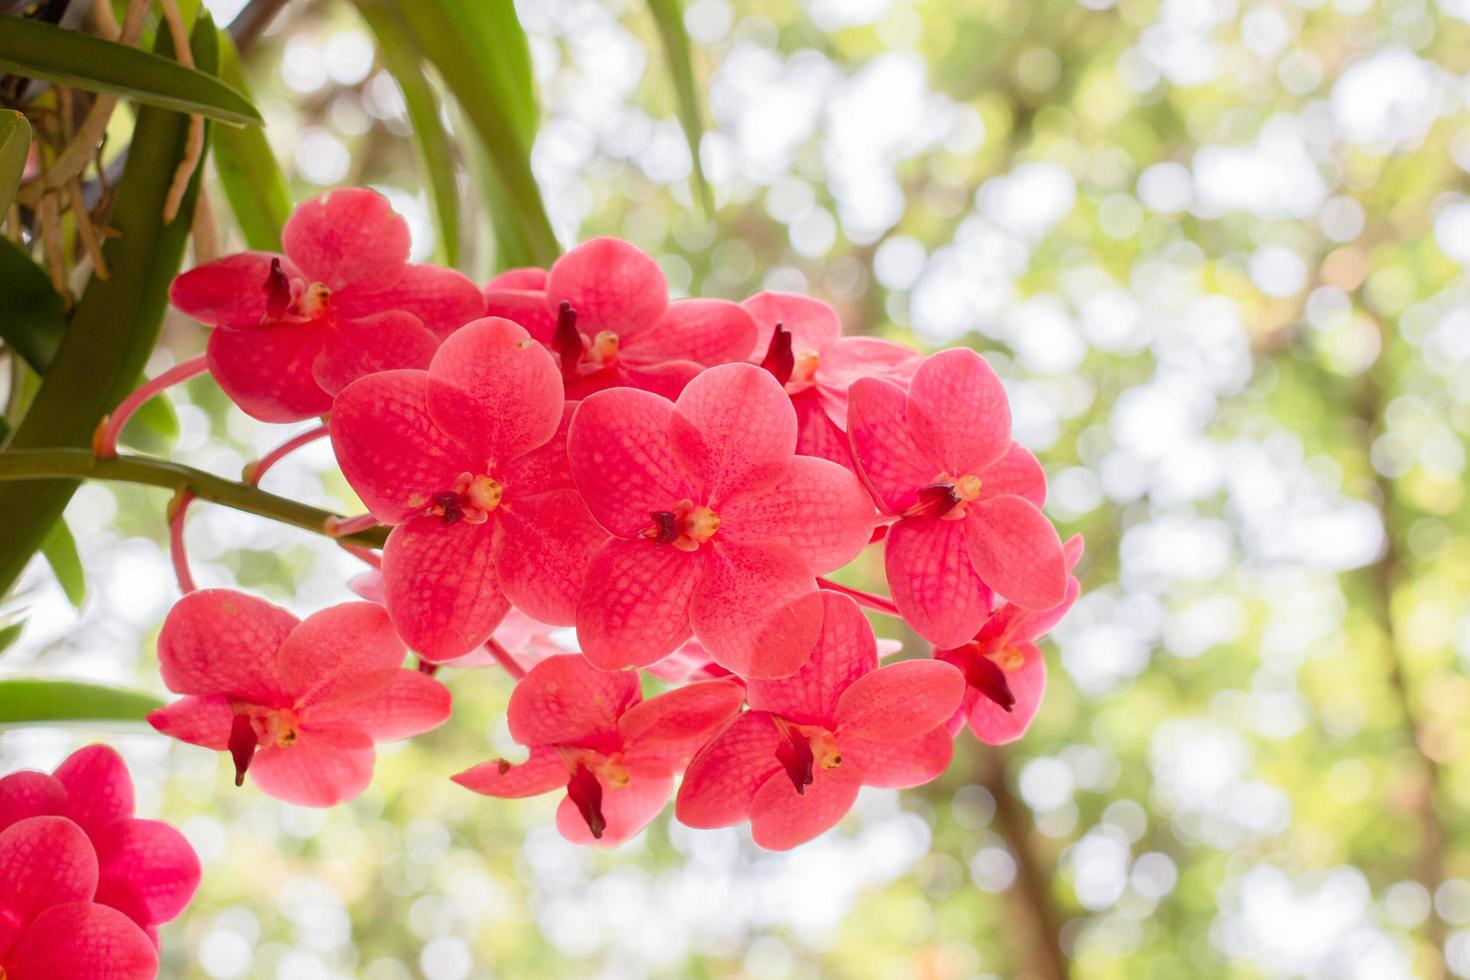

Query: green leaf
[[646, 0, 713, 214], [0, 15, 260, 125], [0, 16, 217, 598], [370, 0, 559, 269], [40, 517, 84, 607], [0, 109, 30, 218], [0, 678, 163, 725], [210, 29, 290, 251], [357, 4, 460, 266], [121, 390, 179, 453], [0, 237, 65, 373], [0, 621, 22, 655]]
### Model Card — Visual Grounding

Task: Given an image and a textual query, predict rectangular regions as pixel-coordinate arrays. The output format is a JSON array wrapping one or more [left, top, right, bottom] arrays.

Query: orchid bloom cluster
[[76, 188, 1081, 896]]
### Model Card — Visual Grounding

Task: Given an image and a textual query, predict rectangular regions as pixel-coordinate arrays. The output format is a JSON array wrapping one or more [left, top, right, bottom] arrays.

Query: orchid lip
[[642, 501, 719, 551]]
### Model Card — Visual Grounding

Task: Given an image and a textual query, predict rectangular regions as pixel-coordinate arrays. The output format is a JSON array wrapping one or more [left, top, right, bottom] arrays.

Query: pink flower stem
[[243, 424, 329, 486], [167, 489, 197, 594], [485, 638, 526, 679], [816, 577, 902, 618], [325, 513, 382, 537], [338, 543, 381, 569], [93, 354, 209, 460]]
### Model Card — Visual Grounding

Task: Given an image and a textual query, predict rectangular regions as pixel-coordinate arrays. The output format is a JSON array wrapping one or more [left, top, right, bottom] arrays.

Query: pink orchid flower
[[938, 534, 1084, 745], [675, 592, 963, 850], [484, 239, 757, 398], [331, 317, 607, 661], [0, 815, 158, 979], [645, 639, 733, 683], [169, 188, 484, 422], [453, 655, 744, 846], [744, 292, 921, 467], [847, 347, 1068, 647], [147, 590, 452, 807], [0, 745, 200, 943], [569, 361, 878, 677]]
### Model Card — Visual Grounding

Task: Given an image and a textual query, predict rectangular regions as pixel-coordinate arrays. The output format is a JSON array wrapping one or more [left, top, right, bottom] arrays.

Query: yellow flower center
[[643, 500, 720, 551]]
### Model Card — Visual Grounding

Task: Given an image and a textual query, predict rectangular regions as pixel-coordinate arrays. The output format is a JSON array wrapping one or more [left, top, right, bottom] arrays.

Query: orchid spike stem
[[338, 543, 382, 569], [92, 354, 209, 460], [815, 577, 902, 618], [485, 638, 526, 679], [242, 424, 329, 486], [325, 513, 382, 537], [0, 449, 388, 548], [166, 488, 197, 594]]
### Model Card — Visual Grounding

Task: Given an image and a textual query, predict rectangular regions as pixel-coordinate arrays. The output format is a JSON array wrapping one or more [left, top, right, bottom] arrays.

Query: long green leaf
[[0, 678, 162, 724], [0, 15, 260, 125], [0, 621, 21, 655], [646, 0, 712, 214], [357, 4, 460, 266], [211, 29, 290, 250], [0, 109, 29, 218], [0, 16, 216, 597], [0, 237, 65, 372], [371, 0, 559, 268], [40, 517, 84, 607]]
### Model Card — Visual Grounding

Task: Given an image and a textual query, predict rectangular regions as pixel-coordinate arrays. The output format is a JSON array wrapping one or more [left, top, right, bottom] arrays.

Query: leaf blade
[[40, 517, 84, 607], [0, 678, 163, 724], [646, 0, 713, 214], [210, 29, 290, 251], [0, 109, 30, 218], [0, 237, 66, 372], [0, 15, 261, 126]]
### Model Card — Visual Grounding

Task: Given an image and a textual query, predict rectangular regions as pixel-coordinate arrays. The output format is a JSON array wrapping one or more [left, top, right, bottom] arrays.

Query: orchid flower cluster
[[8, 186, 1082, 971]]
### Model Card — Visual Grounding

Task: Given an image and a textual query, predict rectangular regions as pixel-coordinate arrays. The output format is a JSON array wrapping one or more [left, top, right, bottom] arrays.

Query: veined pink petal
[[1009, 537, 1084, 642], [546, 237, 668, 339], [645, 640, 731, 683], [844, 728, 953, 788], [276, 602, 405, 706], [329, 369, 479, 524], [248, 729, 376, 807], [674, 712, 781, 829], [817, 337, 922, 408], [0, 816, 98, 951], [281, 187, 409, 290], [554, 760, 673, 847], [311, 311, 439, 397], [427, 318, 564, 463], [745, 592, 877, 728], [500, 403, 576, 493], [91, 818, 200, 927], [885, 515, 992, 648], [670, 364, 797, 499], [483, 284, 556, 344], [617, 359, 703, 400], [979, 442, 1046, 508], [494, 489, 606, 626], [717, 455, 876, 574], [52, 746, 133, 836], [507, 654, 641, 747], [847, 376, 937, 514], [792, 388, 855, 470], [576, 539, 703, 670], [206, 320, 332, 423], [961, 641, 1046, 745], [906, 348, 1011, 476], [487, 268, 546, 291], [307, 670, 451, 741], [625, 299, 758, 367], [146, 696, 232, 750], [569, 388, 696, 538], [0, 772, 65, 832], [618, 678, 745, 754], [691, 540, 822, 679], [338, 263, 485, 339], [742, 292, 841, 356], [157, 590, 296, 702], [748, 761, 862, 850], [965, 496, 1067, 611], [6, 902, 157, 980], [169, 252, 297, 328], [452, 746, 566, 799], [834, 659, 965, 742], [382, 518, 507, 662]]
